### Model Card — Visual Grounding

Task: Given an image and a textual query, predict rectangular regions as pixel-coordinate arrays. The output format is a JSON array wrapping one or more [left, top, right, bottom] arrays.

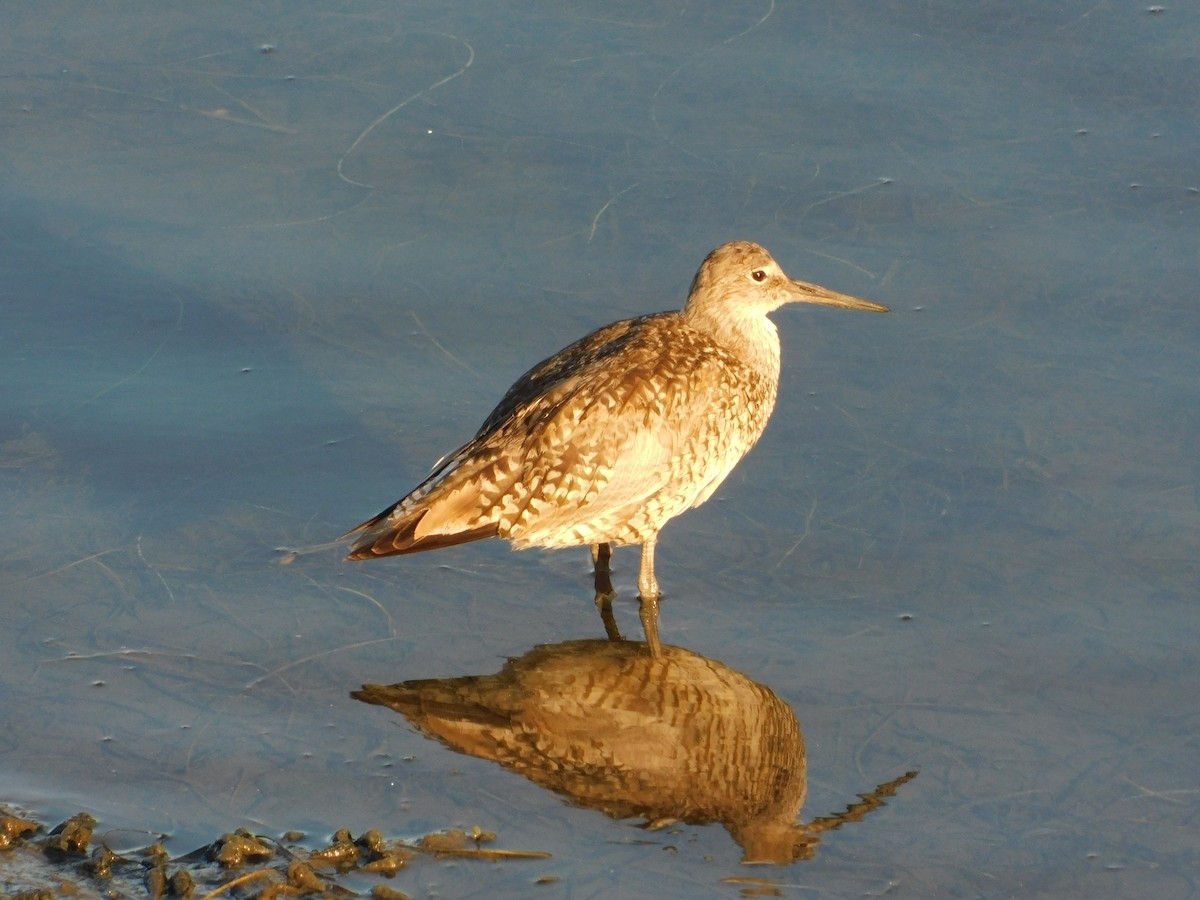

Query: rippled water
[[2, 2, 1197, 896]]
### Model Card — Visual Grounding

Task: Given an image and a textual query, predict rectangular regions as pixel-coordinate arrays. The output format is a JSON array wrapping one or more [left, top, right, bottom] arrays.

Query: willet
[[345, 241, 888, 654]]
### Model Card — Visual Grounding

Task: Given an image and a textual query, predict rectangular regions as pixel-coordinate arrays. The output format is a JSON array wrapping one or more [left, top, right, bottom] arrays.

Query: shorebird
[[345, 241, 888, 654]]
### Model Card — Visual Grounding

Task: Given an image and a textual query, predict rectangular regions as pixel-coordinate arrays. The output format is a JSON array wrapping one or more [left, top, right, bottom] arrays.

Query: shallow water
[[2, 2, 1198, 896]]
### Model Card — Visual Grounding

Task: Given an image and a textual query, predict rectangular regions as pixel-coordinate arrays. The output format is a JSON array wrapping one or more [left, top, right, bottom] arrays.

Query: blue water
[[2, 3, 1197, 896]]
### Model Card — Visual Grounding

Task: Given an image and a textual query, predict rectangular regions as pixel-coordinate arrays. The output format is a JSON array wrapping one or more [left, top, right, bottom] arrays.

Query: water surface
[[2, 2, 1197, 896]]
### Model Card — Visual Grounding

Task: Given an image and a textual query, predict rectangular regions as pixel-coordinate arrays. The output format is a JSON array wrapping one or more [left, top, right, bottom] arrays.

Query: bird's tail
[[344, 506, 498, 558], [343, 451, 506, 559]]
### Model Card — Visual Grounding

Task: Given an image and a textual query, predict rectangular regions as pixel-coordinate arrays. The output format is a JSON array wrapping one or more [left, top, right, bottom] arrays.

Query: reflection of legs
[[591, 542, 621, 641], [637, 539, 662, 657]]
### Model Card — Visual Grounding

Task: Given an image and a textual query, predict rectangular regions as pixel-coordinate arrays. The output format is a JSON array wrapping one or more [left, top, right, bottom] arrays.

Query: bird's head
[[685, 241, 889, 318]]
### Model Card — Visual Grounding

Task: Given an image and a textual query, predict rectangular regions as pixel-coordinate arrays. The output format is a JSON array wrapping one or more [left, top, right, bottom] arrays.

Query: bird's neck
[[683, 305, 782, 381]]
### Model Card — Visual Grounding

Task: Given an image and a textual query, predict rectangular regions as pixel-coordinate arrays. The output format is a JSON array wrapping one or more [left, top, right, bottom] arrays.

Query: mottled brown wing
[[346, 313, 765, 556], [344, 315, 661, 557], [474, 314, 660, 440]]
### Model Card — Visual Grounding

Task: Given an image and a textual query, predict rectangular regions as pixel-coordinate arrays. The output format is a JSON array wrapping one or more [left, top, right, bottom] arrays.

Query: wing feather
[[345, 311, 774, 558]]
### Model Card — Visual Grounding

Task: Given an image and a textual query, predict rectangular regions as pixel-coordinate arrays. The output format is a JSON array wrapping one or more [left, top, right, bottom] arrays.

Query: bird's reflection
[[353, 640, 915, 864]]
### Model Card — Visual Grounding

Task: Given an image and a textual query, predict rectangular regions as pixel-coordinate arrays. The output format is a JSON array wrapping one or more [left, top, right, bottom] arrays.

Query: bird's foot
[[638, 592, 663, 658]]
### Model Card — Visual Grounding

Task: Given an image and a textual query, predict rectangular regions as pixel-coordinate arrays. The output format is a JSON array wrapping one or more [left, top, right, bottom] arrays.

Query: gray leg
[[591, 542, 621, 641], [591, 542, 611, 571], [636, 538, 659, 599], [637, 539, 663, 657]]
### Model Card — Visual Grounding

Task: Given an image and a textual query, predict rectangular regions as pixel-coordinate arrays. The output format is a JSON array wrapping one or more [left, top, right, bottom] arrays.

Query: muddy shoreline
[[1, 806, 550, 899]]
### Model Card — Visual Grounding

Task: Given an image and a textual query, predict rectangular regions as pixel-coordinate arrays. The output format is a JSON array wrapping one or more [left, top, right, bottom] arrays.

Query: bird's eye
[[751, 269, 767, 282]]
